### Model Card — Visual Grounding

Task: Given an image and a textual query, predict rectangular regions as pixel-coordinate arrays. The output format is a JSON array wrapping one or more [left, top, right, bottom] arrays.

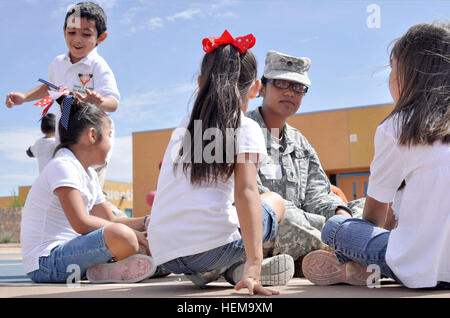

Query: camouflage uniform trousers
[[263, 197, 365, 262]]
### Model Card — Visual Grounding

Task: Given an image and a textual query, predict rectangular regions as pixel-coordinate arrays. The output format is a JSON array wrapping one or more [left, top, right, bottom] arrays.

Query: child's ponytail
[[179, 35, 257, 185]]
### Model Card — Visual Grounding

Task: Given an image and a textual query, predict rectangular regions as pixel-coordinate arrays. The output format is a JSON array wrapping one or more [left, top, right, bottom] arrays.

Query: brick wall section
[[0, 207, 22, 243]]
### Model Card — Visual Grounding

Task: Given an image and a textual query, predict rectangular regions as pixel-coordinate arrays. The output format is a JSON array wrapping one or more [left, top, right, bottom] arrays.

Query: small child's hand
[[75, 88, 104, 106], [235, 277, 280, 296], [134, 229, 150, 256], [234, 261, 280, 296], [5, 92, 25, 108]]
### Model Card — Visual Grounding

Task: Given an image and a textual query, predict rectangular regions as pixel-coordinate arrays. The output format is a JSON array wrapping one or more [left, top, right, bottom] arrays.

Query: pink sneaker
[[302, 250, 370, 286], [87, 254, 156, 284]]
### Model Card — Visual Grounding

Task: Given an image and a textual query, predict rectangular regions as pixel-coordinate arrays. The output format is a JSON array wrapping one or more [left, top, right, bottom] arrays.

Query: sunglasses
[[267, 79, 309, 94]]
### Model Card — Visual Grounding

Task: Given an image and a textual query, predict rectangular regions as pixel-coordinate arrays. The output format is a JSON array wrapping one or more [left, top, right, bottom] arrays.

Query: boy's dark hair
[[177, 44, 258, 185], [387, 21, 450, 146], [41, 113, 55, 134], [54, 96, 109, 156], [64, 1, 107, 36]]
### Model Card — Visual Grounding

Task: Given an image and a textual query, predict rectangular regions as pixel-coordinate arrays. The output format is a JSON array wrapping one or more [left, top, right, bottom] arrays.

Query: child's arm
[[55, 187, 113, 234], [26, 147, 34, 158], [74, 89, 118, 112], [383, 204, 398, 230], [91, 201, 147, 232], [5, 84, 49, 108], [234, 153, 280, 296], [90, 200, 150, 254], [362, 196, 390, 227], [56, 187, 150, 255]]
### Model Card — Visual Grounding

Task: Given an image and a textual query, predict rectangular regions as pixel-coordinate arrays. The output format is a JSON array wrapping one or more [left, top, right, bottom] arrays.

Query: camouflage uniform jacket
[[246, 107, 351, 221]]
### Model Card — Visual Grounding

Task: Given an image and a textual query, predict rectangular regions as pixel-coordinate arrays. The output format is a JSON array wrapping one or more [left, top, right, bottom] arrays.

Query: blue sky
[[0, 0, 448, 196]]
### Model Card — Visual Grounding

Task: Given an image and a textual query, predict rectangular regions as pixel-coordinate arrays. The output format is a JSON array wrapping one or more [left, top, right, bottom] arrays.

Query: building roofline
[[296, 102, 393, 116], [132, 102, 394, 135]]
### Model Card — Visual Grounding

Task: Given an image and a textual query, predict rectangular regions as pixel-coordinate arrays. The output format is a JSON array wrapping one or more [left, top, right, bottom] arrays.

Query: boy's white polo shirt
[[48, 47, 120, 102], [20, 148, 106, 274], [48, 47, 120, 155]]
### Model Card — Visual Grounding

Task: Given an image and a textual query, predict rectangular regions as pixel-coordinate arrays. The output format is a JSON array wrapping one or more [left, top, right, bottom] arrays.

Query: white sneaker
[[87, 254, 156, 284], [225, 254, 295, 286]]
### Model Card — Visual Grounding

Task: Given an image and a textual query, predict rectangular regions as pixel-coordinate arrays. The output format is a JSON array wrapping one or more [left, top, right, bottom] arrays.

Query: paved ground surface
[[1, 243, 449, 298]]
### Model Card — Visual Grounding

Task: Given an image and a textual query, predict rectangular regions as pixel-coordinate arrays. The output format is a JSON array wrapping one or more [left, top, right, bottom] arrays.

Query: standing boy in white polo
[[5, 2, 120, 187]]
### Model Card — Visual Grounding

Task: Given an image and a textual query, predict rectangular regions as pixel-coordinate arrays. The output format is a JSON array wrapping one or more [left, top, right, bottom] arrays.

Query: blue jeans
[[161, 200, 278, 274], [27, 228, 114, 283], [321, 215, 401, 282]]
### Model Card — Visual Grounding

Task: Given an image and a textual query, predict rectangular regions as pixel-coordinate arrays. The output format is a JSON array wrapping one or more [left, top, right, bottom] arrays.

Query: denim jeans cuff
[[322, 215, 349, 250]]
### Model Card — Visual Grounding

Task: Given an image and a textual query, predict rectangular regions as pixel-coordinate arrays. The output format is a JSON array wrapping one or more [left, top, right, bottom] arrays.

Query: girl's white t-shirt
[[367, 116, 450, 288], [148, 114, 268, 266], [20, 148, 106, 274]]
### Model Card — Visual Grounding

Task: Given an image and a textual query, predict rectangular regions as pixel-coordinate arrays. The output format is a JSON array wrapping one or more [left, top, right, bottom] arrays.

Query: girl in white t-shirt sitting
[[302, 22, 449, 289], [21, 96, 156, 284], [147, 30, 294, 296]]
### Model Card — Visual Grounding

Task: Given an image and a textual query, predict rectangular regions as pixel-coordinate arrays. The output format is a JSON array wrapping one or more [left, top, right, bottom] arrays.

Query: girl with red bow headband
[[147, 30, 293, 296]]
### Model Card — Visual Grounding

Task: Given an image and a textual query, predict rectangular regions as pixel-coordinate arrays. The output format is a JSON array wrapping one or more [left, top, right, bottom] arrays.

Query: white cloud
[[338, 66, 389, 81], [337, 74, 371, 81], [300, 36, 319, 44], [115, 82, 196, 123], [0, 172, 38, 197], [214, 11, 237, 19], [148, 17, 164, 29], [125, 0, 238, 34], [0, 127, 41, 195], [0, 127, 41, 163], [94, 0, 119, 10], [166, 8, 203, 22], [0, 172, 37, 184], [121, 6, 145, 24]]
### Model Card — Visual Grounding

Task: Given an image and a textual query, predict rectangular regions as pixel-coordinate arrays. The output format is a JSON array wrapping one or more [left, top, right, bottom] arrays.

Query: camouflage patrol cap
[[263, 51, 311, 86]]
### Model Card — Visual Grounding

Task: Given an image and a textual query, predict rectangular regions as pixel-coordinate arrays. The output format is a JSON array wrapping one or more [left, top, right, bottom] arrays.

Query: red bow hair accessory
[[202, 30, 256, 54]]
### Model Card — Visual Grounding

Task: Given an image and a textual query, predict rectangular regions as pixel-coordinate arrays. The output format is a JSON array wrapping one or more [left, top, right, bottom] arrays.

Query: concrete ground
[[1, 243, 449, 299]]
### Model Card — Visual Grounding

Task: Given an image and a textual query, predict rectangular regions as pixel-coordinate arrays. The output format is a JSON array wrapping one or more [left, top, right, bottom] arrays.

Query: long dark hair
[[54, 96, 109, 156], [177, 44, 257, 185], [386, 22, 450, 146]]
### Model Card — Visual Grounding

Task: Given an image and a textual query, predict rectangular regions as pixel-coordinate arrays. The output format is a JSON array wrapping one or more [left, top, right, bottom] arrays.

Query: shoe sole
[[232, 254, 295, 286], [302, 250, 369, 286], [87, 254, 156, 284]]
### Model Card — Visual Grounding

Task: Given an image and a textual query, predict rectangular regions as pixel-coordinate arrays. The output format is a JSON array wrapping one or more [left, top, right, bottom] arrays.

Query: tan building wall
[[0, 197, 13, 209], [132, 104, 394, 215], [1, 182, 134, 216], [103, 181, 133, 216], [0, 187, 29, 209], [132, 129, 172, 217], [18, 186, 31, 206]]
